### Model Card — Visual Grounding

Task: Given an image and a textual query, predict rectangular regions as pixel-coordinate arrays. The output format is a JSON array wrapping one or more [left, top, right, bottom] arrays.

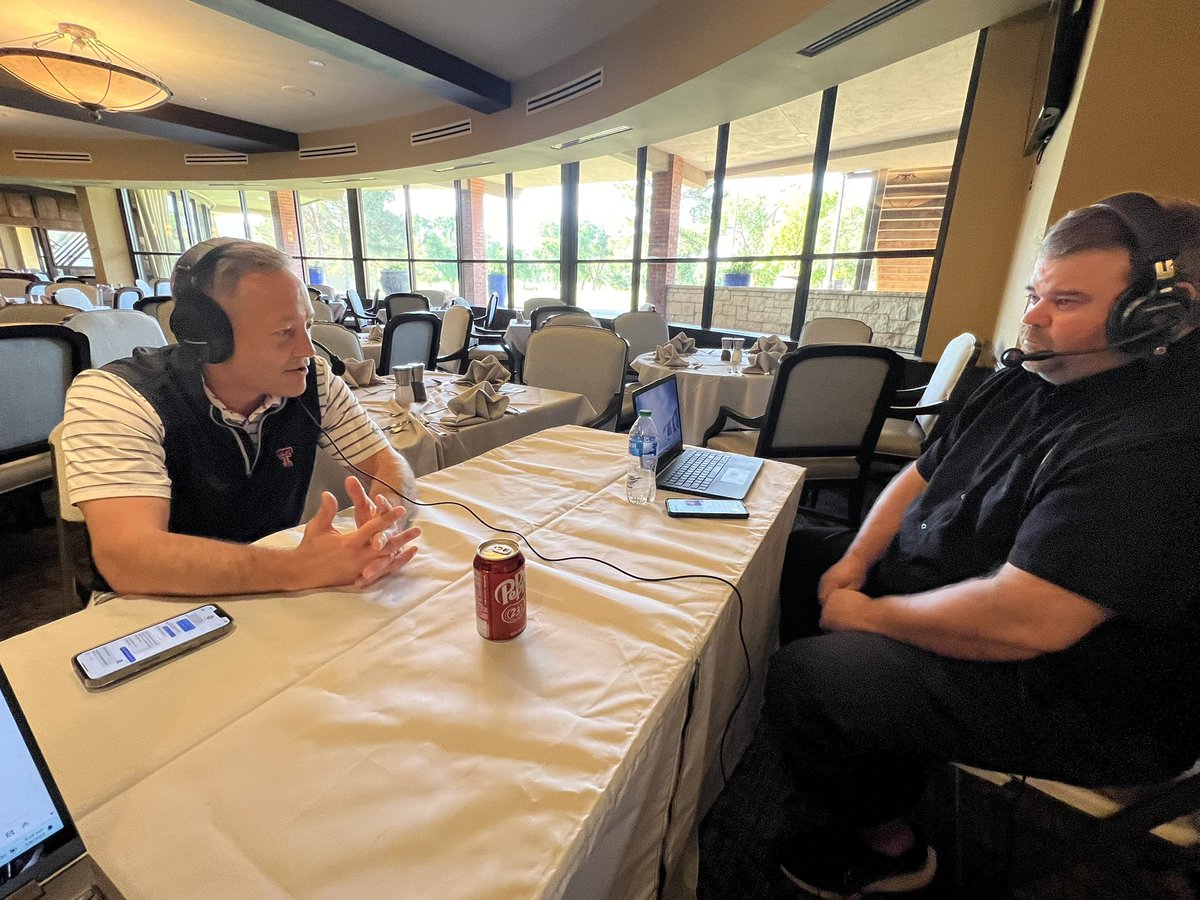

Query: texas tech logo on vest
[[276, 447, 295, 468]]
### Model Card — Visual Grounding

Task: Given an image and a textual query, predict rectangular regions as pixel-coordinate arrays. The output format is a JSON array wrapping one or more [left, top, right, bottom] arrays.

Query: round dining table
[[630, 347, 776, 445]]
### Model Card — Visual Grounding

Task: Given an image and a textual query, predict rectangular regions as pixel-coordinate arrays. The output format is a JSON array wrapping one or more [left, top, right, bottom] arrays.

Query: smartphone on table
[[72, 604, 234, 690], [665, 498, 749, 519]]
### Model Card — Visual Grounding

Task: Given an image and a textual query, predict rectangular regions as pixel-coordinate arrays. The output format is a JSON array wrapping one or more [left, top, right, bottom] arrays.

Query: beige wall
[[76, 188, 136, 286], [988, 0, 1200, 359], [922, 11, 1045, 362]]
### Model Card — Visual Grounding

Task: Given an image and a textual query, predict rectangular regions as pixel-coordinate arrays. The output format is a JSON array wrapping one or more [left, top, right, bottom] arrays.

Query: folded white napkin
[[454, 355, 511, 387], [441, 381, 510, 426], [667, 333, 697, 354], [342, 358, 383, 387], [749, 334, 788, 356], [741, 351, 782, 376], [653, 343, 690, 367], [365, 323, 385, 342]]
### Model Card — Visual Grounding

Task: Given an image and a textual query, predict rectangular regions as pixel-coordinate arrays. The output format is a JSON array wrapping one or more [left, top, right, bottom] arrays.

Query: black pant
[[767, 526, 1178, 831]]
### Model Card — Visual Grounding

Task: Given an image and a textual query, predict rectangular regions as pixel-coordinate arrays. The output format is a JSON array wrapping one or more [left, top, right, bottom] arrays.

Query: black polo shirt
[[871, 331, 1200, 768]]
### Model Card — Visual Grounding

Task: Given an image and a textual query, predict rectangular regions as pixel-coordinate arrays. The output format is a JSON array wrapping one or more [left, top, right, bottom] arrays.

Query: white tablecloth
[[0, 427, 802, 900], [503, 321, 533, 356], [631, 348, 777, 444]]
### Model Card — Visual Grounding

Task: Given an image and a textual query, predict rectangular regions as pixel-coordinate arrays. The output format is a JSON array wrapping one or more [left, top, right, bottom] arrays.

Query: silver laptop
[[631, 374, 763, 500], [1, 666, 123, 900]]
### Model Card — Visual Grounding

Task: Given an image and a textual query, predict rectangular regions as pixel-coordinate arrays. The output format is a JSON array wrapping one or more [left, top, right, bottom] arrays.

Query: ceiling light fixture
[[432, 160, 494, 172], [0, 23, 171, 120], [549, 125, 631, 150]]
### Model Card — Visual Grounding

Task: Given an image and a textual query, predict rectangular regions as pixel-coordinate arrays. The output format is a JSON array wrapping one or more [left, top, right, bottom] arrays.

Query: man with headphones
[[60, 238, 420, 598], [703, 194, 1200, 898]]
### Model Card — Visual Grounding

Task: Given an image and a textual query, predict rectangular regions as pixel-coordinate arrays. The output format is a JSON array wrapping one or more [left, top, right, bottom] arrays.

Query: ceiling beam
[[0, 78, 299, 154], [190, 0, 512, 114]]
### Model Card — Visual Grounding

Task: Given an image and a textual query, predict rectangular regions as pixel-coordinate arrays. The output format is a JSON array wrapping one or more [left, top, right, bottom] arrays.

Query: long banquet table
[[0, 426, 802, 899]]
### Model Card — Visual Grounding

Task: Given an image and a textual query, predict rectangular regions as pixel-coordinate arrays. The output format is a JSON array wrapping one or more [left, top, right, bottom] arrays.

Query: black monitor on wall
[[1023, 0, 1095, 157]]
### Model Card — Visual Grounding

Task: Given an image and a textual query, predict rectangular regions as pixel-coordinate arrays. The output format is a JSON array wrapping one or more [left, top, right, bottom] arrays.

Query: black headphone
[[170, 236, 242, 363], [1095, 192, 1190, 356]]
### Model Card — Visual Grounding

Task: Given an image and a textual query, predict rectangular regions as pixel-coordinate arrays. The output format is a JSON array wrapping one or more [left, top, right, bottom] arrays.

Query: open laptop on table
[[1, 666, 124, 900], [631, 374, 763, 500]]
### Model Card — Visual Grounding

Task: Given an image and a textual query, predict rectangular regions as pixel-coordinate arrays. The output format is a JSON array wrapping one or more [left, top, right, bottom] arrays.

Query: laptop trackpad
[[719, 467, 749, 484]]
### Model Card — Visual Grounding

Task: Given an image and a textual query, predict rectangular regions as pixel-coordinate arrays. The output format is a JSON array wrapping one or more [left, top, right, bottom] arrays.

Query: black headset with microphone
[[1001, 192, 1190, 368], [170, 236, 243, 364]]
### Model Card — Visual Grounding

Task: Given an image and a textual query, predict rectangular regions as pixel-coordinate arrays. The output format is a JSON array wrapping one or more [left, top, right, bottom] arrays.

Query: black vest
[[104, 345, 321, 543]]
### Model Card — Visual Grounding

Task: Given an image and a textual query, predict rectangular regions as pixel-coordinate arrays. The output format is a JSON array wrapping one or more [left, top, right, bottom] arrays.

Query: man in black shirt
[[752, 193, 1200, 898]]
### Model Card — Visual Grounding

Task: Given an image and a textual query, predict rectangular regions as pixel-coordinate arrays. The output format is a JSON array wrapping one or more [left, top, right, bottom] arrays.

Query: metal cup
[[410, 363, 427, 403]]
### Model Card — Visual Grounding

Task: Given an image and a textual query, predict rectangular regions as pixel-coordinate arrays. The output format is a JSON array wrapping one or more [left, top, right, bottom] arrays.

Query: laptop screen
[[0, 666, 84, 899], [631, 375, 685, 460]]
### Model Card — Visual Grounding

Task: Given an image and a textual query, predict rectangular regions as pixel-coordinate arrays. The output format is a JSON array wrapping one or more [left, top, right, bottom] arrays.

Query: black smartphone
[[665, 498, 749, 519], [72, 604, 234, 690]]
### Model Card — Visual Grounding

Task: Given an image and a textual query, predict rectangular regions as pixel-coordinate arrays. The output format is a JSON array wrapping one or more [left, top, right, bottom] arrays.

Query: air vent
[[527, 68, 603, 115], [298, 143, 358, 160], [209, 182, 266, 187], [411, 119, 472, 146], [13, 150, 91, 164], [185, 152, 249, 165], [797, 0, 931, 56]]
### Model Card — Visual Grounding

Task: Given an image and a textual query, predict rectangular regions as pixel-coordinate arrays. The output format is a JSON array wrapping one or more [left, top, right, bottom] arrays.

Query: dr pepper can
[[474, 538, 526, 640]]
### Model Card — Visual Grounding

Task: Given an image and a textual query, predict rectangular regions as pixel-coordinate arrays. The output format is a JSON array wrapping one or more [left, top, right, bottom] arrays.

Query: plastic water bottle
[[627, 410, 659, 505]]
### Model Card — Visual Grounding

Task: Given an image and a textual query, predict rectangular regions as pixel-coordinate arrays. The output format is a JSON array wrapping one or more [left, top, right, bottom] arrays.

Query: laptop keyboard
[[668, 451, 723, 489]]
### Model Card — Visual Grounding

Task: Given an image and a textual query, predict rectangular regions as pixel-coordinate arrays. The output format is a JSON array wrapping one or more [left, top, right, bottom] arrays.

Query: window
[[409, 182, 459, 294], [297, 189, 354, 294], [512, 166, 561, 304], [361, 187, 412, 298], [576, 155, 638, 317]]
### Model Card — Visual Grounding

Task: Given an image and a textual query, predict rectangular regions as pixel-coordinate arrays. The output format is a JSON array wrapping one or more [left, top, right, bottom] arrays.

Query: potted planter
[[380, 267, 410, 294], [722, 271, 751, 287]]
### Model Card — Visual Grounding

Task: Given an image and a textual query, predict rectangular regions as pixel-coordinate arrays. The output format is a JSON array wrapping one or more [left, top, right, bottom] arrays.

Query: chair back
[[311, 323, 364, 363], [0, 304, 75, 324], [914, 332, 983, 434], [798, 316, 873, 346], [152, 278, 172, 296], [135, 277, 153, 296], [613, 310, 670, 359], [134, 296, 177, 343], [522, 296, 561, 317], [308, 283, 334, 299], [436, 305, 472, 374], [0, 324, 90, 496], [309, 295, 335, 323], [26, 283, 47, 301], [47, 287, 96, 311], [416, 288, 450, 307], [54, 275, 85, 284], [524, 325, 629, 430], [346, 288, 371, 317], [482, 292, 502, 329], [379, 312, 440, 373], [381, 293, 430, 319], [757, 344, 903, 461], [113, 286, 143, 309], [50, 282, 99, 303], [0, 276, 38, 297], [64, 310, 168, 367], [531, 304, 593, 331]]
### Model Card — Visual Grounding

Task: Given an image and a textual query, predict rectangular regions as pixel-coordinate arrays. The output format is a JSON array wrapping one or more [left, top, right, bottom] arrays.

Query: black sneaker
[[779, 832, 936, 899]]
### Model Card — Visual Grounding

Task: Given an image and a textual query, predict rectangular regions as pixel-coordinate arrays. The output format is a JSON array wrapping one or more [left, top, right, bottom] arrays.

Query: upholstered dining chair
[[311, 322, 364, 366], [613, 310, 670, 364], [530, 304, 595, 331], [522, 296, 561, 318], [798, 316, 874, 346], [415, 288, 450, 308], [0, 326, 90, 569], [47, 287, 97, 311], [152, 278, 172, 296], [309, 294, 335, 323], [63, 309, 168, 367], [134, 296, 177, 343], [134, 277, 153, 297], [0, 276, 41, 297], [381, 292, 430, 319], [46, 282, 99, 304], [523, 324, 629, 430], [702, 344, 903, 524], [435, 305, 473, 374], [953, 760, 1200, 894], [873, 332, 983, 465], [377, 311, 440, 374], [113, 286, 143, 310], [0, 304, 75, 324]]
